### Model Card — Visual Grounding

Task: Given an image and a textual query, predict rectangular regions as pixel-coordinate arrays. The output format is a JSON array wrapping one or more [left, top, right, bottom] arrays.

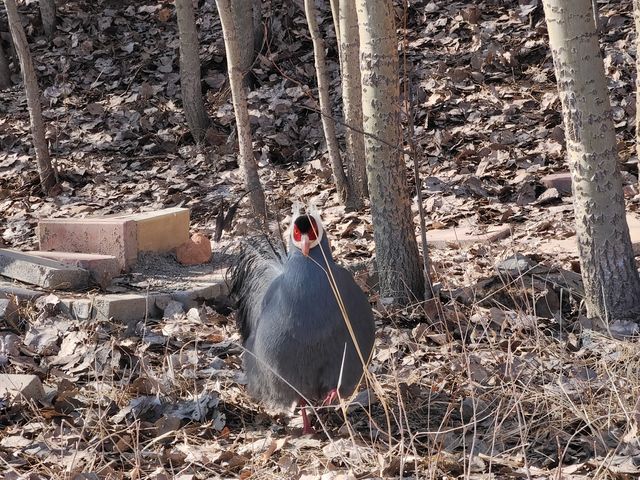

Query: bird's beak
[[301, 234, 310, 256]]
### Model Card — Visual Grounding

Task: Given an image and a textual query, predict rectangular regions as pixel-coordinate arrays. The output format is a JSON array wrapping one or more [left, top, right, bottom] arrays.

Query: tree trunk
[[355, 0, 424, 304], [5, 0, 56, 193], [339, 0, 368, 208], [39, 0, 56, 38], [0, 41, 11, 89], [175, 0, 209, 142], [304, 0, 352, 206], [216, 0, 266, 220], [231, 0, 260, 77], [543, 0, 640, 321]]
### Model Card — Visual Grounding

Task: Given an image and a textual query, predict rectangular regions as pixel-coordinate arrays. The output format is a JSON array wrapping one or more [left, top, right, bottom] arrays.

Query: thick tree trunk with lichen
[[543, 0, 640, 321], [339, 0, 367, 208], [216, 0, 266, 220], [5, 0, 56, 193], [355, 0, 424, 304], [175, 0, 209, 142], [0, 42, 11, 89], [39, 0, 56, 38], [303, 0, 351, 206]]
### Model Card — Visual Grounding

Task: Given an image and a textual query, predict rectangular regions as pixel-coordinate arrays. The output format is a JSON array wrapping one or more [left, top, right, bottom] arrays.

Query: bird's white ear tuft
[[291, 201, 303, 219]]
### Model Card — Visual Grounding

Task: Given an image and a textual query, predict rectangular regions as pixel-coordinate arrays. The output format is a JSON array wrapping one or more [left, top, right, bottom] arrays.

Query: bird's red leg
[[299, 398, 314, 434], [322, 388, 338, 406]]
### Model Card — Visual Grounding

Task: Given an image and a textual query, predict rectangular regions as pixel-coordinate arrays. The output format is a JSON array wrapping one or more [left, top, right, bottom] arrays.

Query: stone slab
[[0, 280, 43, 302], [92, 293, 158, 322], [0, 249, 90, 291], [428, 224, 512, 249], [116, 207, 190, 254], [21, 251, 120, 288], [38, 218, 137, 270], [539, 214, 640, 256], [540, 172, 572, 196], [0, 374, 45, 404]]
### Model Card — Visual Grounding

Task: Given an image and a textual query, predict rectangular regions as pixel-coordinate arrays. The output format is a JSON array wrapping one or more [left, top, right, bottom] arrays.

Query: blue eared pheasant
[[230, 206, 375, 433]]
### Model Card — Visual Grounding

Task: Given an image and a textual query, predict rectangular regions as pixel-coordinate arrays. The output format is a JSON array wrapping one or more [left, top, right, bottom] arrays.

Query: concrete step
[[0, 249, 90, 291]]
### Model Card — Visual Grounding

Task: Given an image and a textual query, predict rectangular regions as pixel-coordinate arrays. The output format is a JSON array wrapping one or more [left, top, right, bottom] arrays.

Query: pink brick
[[24, 251, 120, 288], [38, 218, 137, 270]]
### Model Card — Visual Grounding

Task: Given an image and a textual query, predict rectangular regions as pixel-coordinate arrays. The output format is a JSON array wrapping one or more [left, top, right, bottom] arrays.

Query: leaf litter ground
[[2, 0, 640, 478]]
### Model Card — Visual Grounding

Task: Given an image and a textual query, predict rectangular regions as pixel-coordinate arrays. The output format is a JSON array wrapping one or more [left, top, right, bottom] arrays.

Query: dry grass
[[3, 255, 640, 480]]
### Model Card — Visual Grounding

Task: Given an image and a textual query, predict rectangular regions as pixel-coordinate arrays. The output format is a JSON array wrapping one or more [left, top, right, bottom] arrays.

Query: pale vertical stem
[[5, 0, 56, 193], [304, 0, 351, 205], [216, 0, 267, 220]]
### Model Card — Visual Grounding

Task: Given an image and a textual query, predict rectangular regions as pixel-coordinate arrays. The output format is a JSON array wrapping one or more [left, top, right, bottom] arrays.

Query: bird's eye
[[293, 224, 302, 241]]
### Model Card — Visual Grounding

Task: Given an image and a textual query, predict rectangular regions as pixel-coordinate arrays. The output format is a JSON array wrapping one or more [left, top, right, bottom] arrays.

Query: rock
[[495, 253, 538, 275], [176, 233, 212, 266], [163, 300, 184, 319], [536, 187, 561, 204], [0, 374, 45, 404], [0, 297, 19, 324]]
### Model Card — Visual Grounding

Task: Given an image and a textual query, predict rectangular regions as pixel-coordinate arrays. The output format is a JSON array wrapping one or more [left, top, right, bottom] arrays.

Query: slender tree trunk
[[0, 42, 11, 89], [543, 0, 640, 321], [39, 0, 56, 38], [339, 0, 368, 207], [216, 0, 266, 219], [303, 0, 351, 206], [5, 0, 56, 193], [231, 0, 259, 77], [329, 0, 340, 59], [355, 0, 424, 304], [175, 0, 209, 142]]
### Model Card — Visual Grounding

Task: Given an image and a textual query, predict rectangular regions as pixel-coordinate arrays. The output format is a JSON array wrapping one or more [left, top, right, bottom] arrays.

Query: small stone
[[163, 300, 184, 319], [186, 307, 202, 323], [176, 233, 212, 266], [495, 253, 537, 274], [536, 187, 561, 204], [0, 374, 45, 404], [0, 297, 19, 323]]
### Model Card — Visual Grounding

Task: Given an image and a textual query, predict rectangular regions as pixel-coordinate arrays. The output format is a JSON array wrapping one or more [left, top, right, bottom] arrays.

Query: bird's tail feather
[[229, 235, 286, 341]]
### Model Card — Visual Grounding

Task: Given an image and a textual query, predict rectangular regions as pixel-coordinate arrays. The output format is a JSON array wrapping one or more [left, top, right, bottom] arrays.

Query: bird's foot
[[299, 399, 315, 435], [322, 388, 339, 407]]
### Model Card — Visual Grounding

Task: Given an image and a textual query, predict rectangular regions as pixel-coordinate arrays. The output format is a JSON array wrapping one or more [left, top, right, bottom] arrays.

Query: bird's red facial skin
[[293, 224, 302, 242], [293, 218, 318, 242]]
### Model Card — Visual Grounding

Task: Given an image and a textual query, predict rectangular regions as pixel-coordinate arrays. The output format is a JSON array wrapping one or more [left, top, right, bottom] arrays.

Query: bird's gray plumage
[[230, 224, 375, 411]]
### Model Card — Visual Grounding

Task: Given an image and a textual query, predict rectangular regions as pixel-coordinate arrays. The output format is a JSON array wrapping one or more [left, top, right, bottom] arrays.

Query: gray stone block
[[0, 249, 90, 291]]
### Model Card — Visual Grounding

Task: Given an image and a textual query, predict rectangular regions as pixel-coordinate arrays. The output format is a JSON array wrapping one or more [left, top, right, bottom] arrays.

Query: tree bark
[[339, 0, 368, 208], [543, 0, 640, 321], [39, 0, 56, 38], [303, 0, 352, 206], [175, 0, 210, 142], [216, 0, 266, 220], [0, 41, 11, 89], [5, 0, 56, 193], [355, 0, 424, 304]]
